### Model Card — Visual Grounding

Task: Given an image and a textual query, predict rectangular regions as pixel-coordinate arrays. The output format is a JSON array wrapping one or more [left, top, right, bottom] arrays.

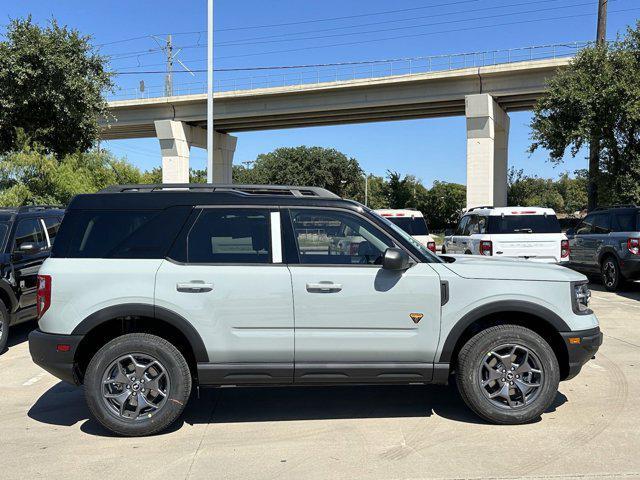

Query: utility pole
[[588, 0, 607, 211], [165, 34, 173, 97], [207, 0, 214, 183]]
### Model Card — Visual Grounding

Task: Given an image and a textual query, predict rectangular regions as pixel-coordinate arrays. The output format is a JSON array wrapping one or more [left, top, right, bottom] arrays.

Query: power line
[[215, 6, 640, 60], [215, 0, 569, 46], [215, 0, 604, 48], [95, 31, 205, 48], [215, 0, 481, 32]]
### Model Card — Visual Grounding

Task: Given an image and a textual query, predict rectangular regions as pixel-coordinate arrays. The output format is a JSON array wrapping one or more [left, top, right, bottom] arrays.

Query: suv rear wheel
[[601, 256, 623, 291], [0, 302, 8, 353], [84, 333, 192, 436], [456, 325, 559, 424]]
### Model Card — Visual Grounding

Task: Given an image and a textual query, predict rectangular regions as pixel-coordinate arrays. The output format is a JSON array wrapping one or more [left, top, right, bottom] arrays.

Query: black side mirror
[[382, 247, 411, 271]]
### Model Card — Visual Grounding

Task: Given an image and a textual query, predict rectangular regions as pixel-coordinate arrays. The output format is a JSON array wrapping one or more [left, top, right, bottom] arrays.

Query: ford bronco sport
[[29, 185, 601, 436], [0, 206, 64, 353]]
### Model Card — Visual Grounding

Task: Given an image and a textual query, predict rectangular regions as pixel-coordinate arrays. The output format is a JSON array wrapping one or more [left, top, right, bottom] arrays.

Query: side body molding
[[71, 303, 209, 362], [438, 300, 571, 363]]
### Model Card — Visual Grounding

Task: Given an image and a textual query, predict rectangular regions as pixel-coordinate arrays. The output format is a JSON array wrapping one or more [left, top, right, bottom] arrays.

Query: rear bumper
[[620, 257, 640, 280], [28, 329, 83, 385], [560, 326, 603, 380]]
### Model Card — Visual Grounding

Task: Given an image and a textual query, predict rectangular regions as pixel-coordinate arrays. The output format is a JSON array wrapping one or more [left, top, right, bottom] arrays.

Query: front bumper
[[29, 329, 84, 385], [560, 326, 603, 380]]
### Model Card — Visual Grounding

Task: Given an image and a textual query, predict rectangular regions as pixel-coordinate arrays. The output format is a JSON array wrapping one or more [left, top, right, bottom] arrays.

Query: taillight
[[427, 241, 436, 253], [480, 240, 492, 256], [629, 238, 640, 255], [561, 239, 570, 259], [37, 274, 51, 318]]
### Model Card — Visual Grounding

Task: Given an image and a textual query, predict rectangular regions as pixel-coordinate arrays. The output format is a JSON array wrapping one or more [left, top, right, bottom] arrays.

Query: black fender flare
[[597, 247, 619, 266], [71, 303, 209, 362], [438, 300, 570, 363], [0, 280, 18, 313]]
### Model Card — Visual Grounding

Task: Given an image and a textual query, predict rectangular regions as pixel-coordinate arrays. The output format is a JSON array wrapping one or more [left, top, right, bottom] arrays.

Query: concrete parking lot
[[0, 282, 638, 480]]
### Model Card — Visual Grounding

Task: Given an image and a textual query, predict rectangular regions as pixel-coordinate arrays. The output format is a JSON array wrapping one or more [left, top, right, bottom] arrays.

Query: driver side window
[[13, 218, 46, 254], [289, 209, 393, 265]]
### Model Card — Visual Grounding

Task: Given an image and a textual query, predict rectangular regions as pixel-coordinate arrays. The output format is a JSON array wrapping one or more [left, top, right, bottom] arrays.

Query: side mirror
[[19, 242, 37, 252], [566, 228, 575, 237], [444, 229, 454, 236], [382, 247, 411, 271]]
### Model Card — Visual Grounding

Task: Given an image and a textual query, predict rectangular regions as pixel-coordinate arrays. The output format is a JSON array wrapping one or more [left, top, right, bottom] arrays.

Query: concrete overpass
[[102, 57, 571, 208]]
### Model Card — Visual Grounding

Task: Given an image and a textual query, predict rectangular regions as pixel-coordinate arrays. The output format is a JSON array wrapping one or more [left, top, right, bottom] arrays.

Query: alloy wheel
[[101, 353, 170, 421], [478, 344, 544, 409], [602, 260, 617, 288]]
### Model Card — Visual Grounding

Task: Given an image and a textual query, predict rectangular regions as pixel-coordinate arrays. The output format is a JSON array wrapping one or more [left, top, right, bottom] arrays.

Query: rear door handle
[[306, 282, 342, 293], [176, 281, 214, 293]]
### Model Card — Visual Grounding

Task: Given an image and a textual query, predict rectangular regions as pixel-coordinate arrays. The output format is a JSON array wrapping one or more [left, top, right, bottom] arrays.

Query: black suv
[[0, 206, 65, 352], [567, 205, 640, 291]]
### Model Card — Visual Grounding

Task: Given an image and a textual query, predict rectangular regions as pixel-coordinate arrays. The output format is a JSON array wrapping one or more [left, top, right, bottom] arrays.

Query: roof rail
[[593, 204, 638, 211], [98, 183, 341, 199], [467, 205, 494, 211], [17, 205, 64, 213]]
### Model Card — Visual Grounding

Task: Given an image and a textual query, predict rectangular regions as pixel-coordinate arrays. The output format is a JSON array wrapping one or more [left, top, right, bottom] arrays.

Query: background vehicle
[[29, 185, 599, 436], [442, 206, 569, 264], [566, 205, 640, 291], [0, 206, 64, 353], [375, 209, 436, 252]]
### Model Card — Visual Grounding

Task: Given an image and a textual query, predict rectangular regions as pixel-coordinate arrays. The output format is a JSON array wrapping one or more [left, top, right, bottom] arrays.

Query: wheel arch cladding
[[439, 301, 571, 380], [0, 281, 17, 313], [72, 304, 209, 382]]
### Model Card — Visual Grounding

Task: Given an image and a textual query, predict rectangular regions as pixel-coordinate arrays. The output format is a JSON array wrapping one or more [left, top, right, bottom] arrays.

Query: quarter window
[[289, 209, 393, 265], [613, 212, 638, 232], [187, 209, 271, 264]]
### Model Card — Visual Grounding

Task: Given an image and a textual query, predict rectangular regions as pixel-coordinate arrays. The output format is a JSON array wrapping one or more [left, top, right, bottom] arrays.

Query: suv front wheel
[[84, 333, 192, 436], [456, 325, 560, 424]]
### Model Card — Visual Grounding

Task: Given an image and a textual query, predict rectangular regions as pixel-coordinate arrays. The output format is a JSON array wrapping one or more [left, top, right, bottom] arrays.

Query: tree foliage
[[232, 146, 364, 198], [529, 22, 640, 205], [0, 17, 112, 156], [507, 168, 587, 214], [418, 181, 467, 230]]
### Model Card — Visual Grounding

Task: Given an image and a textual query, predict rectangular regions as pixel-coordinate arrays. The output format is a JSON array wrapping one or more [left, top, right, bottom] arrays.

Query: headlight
[[572, 281, 591, 314]]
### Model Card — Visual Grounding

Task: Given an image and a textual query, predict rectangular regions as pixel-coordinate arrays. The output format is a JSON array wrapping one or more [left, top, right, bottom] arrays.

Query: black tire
[[601, 255, 624, 291], [84, 333, 192, 437], [0, 302, 8, 354], [456, 325, 560, 425]]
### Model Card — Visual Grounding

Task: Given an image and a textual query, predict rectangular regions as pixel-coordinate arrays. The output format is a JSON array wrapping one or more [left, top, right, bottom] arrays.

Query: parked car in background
[[0, 206, 65, 353], [442, 206, 570, 264], [29, 184, 600, 436], [374, 209, 436, 252], [566, 205, 640, 291]]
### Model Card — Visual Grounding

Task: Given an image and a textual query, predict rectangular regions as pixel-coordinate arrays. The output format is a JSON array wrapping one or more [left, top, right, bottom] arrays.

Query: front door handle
[[176, 281, 214, 293], [306, 282, 342, 293]]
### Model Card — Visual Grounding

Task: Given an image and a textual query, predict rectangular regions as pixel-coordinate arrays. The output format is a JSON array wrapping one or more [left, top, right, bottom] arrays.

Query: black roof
[[70, 184, 355, 210]]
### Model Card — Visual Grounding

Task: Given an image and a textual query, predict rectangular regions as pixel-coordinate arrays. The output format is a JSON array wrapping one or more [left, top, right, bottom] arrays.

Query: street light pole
[[207, 0, 214, 183]]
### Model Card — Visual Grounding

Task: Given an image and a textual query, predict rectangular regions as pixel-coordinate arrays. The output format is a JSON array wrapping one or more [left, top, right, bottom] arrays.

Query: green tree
[[507, 169, 564, 212], [232, 146, 364, 198], [529, 22, 640, 209], [383, 171, 425, 209], [0, 17, 112, 156], [0, 145, 141, 206], [418, 181, 466, 230]]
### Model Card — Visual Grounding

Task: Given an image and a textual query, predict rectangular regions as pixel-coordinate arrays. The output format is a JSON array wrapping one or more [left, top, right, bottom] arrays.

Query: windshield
[[488, 215, 561, 234], [0, 222, 7, 247], [387, 216, 429, 236], [366, 207, 441, 262]]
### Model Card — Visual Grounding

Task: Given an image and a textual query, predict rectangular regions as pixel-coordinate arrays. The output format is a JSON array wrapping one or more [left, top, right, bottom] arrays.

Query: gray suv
[[567, 205, 640, 291]]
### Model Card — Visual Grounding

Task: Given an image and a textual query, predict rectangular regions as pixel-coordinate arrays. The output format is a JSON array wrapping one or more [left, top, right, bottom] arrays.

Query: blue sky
[[1, 0, 638, 186]]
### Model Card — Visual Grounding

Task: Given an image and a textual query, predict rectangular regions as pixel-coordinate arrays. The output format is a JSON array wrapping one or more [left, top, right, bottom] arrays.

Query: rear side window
[[612, 211, 639, 232], [186, 209, 271, 264], [43, 217, 62, 245], [488, 215, 561, 234], [52, 207, 191, 258], [592, 213, 611, 234]]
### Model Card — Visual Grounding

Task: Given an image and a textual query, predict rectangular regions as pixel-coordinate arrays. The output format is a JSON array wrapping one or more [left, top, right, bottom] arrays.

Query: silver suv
[[29, 184, 601, 436]]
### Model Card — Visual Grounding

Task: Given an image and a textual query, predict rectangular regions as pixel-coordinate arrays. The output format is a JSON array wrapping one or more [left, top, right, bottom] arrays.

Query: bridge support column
[[465, 94, 509, 209], [210, 132, 237, 184]]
